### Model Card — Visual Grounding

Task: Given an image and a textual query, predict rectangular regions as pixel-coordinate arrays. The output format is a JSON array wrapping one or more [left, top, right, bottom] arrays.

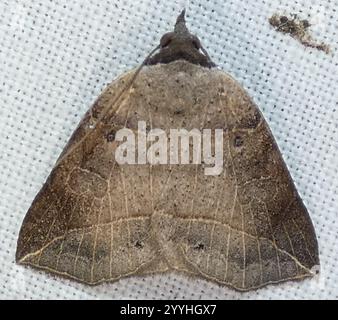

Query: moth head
[[146, 9, 215, 68]]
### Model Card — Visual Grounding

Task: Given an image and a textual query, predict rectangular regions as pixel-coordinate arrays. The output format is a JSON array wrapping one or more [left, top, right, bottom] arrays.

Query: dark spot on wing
[[194, 242, 205, 251], [134, 240, 144, 249], [106, 130, 116, 142], [234, 135, 244, 147]]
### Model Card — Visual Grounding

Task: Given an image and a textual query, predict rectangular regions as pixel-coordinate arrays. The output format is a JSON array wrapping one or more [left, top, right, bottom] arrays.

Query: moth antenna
[[136, 44, 161, 78], [200, 46, 214, 65]]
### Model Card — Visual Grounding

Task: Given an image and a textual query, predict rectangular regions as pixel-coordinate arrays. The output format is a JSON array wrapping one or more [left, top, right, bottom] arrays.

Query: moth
[[16, 10, 319, 291]]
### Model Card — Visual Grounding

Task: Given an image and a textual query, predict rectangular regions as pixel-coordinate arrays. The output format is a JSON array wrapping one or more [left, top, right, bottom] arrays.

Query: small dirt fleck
[[269, 13, 330, 54]]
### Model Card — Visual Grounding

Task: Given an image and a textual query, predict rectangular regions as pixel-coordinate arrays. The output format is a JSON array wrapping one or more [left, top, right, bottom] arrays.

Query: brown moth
[[16, 10, 319, 291]]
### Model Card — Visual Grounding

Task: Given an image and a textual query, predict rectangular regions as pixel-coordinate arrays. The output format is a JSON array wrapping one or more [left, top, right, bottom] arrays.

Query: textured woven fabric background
[[0, 0, 337, 300]]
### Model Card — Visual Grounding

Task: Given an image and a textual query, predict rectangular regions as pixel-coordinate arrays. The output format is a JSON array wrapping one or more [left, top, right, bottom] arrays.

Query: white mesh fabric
[[0, 0, 337, 299]]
